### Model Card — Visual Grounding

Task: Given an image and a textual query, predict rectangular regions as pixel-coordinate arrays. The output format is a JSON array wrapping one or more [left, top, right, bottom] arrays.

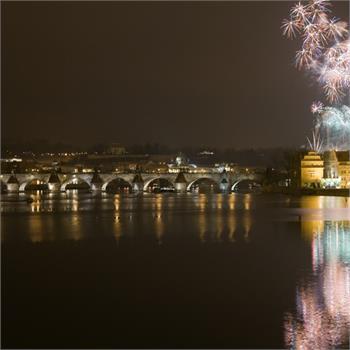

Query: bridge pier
[[174, 172, 187, 193], [132, 174, 144, 192], [220, 179, 230, 192], [91, 172, 103, 191], [48, 183, 61, 192], [7, 175, 19, 193], [48, 173, 61, 192]]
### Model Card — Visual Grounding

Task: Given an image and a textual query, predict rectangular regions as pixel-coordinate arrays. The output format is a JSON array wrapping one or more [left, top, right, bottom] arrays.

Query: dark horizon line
[[1, 138, 304, 152]]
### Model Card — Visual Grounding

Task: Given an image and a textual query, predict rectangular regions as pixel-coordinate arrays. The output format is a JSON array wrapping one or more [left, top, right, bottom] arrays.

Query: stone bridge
[[0, 171, 263, 193]]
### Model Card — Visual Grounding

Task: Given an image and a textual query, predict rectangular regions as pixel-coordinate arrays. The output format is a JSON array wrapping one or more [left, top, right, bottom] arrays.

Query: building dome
[[324, 150, 338, 162], [175, 152, 188, 166]]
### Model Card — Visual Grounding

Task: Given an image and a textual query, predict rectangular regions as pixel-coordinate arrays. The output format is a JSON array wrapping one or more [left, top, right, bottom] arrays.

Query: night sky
[[2, 1, 349, 149]]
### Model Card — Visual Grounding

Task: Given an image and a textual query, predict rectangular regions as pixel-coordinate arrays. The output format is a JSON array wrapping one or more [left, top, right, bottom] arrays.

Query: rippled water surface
[[2, 192, 350, 348]]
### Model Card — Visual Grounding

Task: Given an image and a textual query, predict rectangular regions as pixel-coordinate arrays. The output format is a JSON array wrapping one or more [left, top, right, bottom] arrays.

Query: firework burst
[[311, 100, 324, 114], [282, 0, 349, 103]]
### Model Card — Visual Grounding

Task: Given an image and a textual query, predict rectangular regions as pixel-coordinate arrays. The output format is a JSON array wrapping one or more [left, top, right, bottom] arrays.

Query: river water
[[1, 191, 350, 348]]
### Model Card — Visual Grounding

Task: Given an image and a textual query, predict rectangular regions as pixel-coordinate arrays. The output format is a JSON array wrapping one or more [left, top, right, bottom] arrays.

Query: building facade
[[301, 151, 324, 188], [301, 150, 350, 189]]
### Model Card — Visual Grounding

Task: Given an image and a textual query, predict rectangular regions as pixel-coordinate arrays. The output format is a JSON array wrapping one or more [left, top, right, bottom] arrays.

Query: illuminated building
[[300, 151, 324, 188], [337, 151, 350, 189], [322, 150, 341, 188], [300, 150, 350, 189], [321, 150, 350, 189]]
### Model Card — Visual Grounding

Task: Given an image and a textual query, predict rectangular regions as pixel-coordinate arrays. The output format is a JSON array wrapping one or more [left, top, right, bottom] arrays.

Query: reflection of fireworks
[[285, 221, 350, 349], [282, 0, 349, 103]]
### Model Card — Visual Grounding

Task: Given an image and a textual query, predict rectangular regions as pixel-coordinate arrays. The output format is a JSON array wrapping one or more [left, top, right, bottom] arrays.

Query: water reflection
[[113, 215, 122, 243], [243, 213, 252, 242], [0, 193, 295, 244], [285, 220, 350, 349], [28, 215, 44, 243], [227, 214, 237, 242], [3, 192, 350, 347]]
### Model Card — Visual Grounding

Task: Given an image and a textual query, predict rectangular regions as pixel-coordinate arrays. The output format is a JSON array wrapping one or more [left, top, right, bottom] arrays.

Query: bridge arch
[[1, 180, 7, 192], [187, 177, 220, 192], [231, 179, 261, 192], [143, 177, 175, 192], [19, 179, 48, 192], [60, 176, 91, 191], [102, 177, 132, 192]]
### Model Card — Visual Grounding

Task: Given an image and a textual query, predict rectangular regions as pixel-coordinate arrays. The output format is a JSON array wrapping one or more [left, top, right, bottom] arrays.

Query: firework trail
[[306, 129, 323, 152], [282, 0, 349, 104], [310, 104, 350, 151]]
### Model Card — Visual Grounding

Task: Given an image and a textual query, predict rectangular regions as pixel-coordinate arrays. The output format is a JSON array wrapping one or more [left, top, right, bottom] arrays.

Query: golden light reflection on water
[[198, 194, 207, 213], [227, 214, 237, 242], [30, 191, 45, 213], [301, 221, 324, 241], [243, 193, 252, 210], [67, 190, 79, 212], [70, 215, 82, 241], [28, 215, 44, 243], [300, 195, 350, 210], [154, 195, 163, 244], [196, 198, 251, 243], [243, 213, 252, 242], [198, 213, 207, 243], [285, 220, 350, 349], [113, 216, 122, 243], [215, 212, 224, 242], [154, 213, 164, 244], [216, 194, 223, 210], [228, 194, 236, 210], [114, 194, 120, 212]]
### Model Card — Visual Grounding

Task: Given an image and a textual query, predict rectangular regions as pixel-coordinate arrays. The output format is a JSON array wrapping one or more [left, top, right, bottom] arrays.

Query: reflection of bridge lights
[[216, 194, 223, 210], [198, 213, 207, 242], [243, 194, 252, 210], [155, 195, 163, 211], [70, 216, 82, 241], [199, 194, 206, 212], [227, 214, 237, 242], [113, 218, 122, 243], [243, 214, 252, 242], [30, 193, 42, 213], [215, 213, 223, 242], [28, 215, 44, 242], [154, 213, 163, 244], [228, 194, 236, 210], [114, 195, 120, 212]]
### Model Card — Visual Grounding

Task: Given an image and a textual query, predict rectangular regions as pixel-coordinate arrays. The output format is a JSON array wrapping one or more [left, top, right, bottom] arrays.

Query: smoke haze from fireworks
[[313, 105, 350, 151]]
